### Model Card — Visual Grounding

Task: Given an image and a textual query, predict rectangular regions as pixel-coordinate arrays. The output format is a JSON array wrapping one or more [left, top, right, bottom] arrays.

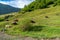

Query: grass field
[[0, 6, 60, 38]]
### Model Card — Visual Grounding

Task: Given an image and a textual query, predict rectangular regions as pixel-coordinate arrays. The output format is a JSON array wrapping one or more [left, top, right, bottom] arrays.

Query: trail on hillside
[[0, 32, 37, 40], [0, 32, 21, 40], [0, 32, 60, 40]]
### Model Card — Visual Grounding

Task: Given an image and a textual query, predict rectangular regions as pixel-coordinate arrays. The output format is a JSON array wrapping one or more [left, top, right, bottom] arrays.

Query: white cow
[[5, 25, 12, 29]]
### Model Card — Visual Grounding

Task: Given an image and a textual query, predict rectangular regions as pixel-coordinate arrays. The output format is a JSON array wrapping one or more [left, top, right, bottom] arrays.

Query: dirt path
[[0, 32, 60, 40], [0, 32, 39, 40], [0, 32, 38, 40], [0, 32, 21, 40]]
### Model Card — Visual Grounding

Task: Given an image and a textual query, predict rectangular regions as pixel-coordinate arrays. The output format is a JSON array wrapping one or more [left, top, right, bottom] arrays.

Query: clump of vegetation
[[4, 15, 14, 19], [0, 15, 14, 22], [20, 21, 44, 32], [0, 17, 4, 22], [20, 22, 32, 31]]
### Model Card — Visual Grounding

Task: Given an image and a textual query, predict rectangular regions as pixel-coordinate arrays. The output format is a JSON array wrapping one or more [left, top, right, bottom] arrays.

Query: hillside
[[0, 3, 20, 14], [1, 0, 60, 40], [0, 6, 60, 39]]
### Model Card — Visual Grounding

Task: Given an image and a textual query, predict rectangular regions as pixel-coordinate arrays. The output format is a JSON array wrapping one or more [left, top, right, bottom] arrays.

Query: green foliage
[[20, 21, 44, 32], [55, 0, 60, 5], [22, 0, 60, 12], [0, 17, 4, 21], [20, 21, 32, 31]]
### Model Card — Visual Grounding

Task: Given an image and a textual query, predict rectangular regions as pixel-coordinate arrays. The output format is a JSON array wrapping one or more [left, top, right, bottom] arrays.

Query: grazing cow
[[1, 25, 11, 32], [5, 25, 12, 28], [30, 20, 35, 23], [56, 14, 59, 16], [12, 21, 17, 25], [1, 28, 7, 32], [5, 19, 9, 21], [14, 19, 18, 22], [4, 15, 14, 19], [45, 16, 49, 18], [5, 15, 9, 19], [12, 19, 18, 25]]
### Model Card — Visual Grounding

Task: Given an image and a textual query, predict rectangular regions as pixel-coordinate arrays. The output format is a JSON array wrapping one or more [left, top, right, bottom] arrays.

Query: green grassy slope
[[0, 6, 60, 38]]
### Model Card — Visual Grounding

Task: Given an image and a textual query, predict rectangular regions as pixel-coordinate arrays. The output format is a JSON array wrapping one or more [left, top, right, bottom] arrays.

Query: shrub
[[20, 22, 32, 31], [0, 17, 4, 22], [20, 21, 45, 31], [4, 15, 14, 19]]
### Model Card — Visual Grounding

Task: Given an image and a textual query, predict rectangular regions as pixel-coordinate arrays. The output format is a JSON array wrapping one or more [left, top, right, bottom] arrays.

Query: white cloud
[[0, 0, 33, 8], [0, 1, 8, 4]]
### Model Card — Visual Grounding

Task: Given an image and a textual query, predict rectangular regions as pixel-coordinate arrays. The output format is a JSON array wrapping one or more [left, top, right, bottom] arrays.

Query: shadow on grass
[[22, 25, 46, 32]]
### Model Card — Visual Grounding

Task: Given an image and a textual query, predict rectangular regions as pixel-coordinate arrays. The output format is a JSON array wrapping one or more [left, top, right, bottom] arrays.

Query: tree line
[[21, 0, 60, 12]]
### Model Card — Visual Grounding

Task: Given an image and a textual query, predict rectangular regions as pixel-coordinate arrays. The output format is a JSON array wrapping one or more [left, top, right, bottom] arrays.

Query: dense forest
[[22, 0, 60, 12]]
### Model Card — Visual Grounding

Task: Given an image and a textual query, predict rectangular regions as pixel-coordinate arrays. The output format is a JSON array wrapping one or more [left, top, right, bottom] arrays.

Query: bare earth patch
[[0, 32, 60, 40]]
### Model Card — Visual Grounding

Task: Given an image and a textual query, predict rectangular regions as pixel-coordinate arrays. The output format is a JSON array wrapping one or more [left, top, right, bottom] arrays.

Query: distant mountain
[[0, 3, 20, 14]]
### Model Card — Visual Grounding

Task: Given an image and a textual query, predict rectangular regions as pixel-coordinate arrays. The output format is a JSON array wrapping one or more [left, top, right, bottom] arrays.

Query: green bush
[[0, 18, 4, 22], [20, 21, 45, 32], [4, 15, 14, 19], [20, 22, 32, 31]]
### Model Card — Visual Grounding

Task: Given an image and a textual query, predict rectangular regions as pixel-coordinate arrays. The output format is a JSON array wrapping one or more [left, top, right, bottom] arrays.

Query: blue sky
[[0, 0, 33, 8]]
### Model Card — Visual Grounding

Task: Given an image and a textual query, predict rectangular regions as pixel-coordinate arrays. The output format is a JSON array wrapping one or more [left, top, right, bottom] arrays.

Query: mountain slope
[[0, 3, 20, 14], [1, 0, 60, 39], [0, 6, 60, 38]]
